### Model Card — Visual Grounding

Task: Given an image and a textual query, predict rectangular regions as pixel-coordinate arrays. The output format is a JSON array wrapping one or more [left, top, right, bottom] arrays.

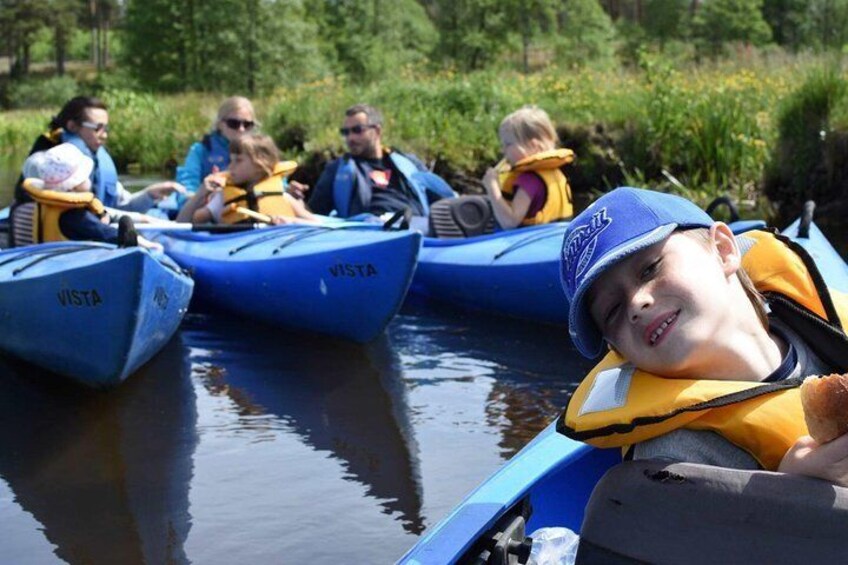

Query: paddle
[[111, 222, 265, 232], [235, 206, 273, 224]]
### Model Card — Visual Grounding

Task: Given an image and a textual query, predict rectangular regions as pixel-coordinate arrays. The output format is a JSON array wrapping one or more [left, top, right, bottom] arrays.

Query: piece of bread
[[800, 373, 848, 444]]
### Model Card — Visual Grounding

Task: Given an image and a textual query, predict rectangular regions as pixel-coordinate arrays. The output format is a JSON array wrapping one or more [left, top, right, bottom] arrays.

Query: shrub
[[6, 76, 80, 110]]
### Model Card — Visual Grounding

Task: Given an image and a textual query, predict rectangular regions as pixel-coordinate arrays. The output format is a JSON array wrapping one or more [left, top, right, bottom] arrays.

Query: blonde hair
[[682, 228, 769, 329], [498, 105, 558, 151], [229, 133, 279, 178], [215, 96, 256, 128]]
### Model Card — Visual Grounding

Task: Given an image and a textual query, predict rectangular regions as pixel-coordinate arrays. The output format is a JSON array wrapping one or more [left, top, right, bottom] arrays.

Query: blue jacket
[[176, 132, 230, 197]]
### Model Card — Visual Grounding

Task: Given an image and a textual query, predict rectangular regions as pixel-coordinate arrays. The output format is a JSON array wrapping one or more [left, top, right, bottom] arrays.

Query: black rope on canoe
[[227, 226, 320, 255], [493, 227, 568, 261], [3, 245, 104, 276], [272, 227, 338, 254], [704, 195, 740, 223], [228, 223, 378, 256]]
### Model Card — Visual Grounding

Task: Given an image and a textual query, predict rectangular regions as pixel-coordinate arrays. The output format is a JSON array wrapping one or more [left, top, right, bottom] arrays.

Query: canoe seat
[[576, 460, 848, 564], [11, 203, 35, 247], [429, 196, 495, 238]]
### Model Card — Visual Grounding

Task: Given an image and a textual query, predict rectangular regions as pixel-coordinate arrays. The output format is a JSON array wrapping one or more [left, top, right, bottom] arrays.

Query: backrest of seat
[[11, 203, 36, 247], [428, 196, 495, 239], [576, 460, 848, 564]]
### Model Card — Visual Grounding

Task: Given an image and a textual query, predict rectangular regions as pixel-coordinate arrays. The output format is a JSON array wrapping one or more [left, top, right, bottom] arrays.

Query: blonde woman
[[175, 96, 258, 199]]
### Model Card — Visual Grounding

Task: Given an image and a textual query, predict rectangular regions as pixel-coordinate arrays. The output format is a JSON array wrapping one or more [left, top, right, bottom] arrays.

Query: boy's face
[[587, 225, 740, 379]]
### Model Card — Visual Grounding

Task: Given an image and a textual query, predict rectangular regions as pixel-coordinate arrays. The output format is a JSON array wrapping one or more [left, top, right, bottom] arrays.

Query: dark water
[[0, 300, 593, 564]]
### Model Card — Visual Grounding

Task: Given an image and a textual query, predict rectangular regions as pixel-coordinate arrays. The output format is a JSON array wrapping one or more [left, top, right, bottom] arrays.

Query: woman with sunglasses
[[174, 97, 258, 205], [12, 96, 183, 230]]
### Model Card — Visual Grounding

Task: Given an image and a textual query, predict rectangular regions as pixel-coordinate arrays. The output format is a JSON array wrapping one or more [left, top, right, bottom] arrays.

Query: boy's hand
[[287, 180, 309, 200], [779, 433, 848, 487]]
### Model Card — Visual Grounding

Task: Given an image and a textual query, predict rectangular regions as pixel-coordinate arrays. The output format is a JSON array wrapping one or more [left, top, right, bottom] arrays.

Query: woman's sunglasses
[[224, 118, 256, 130], [339, 124, 376, 137], [81, 121, 109, 133]]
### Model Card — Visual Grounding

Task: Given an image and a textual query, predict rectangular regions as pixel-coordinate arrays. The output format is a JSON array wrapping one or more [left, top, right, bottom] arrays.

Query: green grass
[[2, 55, 845, 216]]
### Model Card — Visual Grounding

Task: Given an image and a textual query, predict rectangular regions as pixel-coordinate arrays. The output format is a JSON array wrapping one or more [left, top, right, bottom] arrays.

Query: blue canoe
[[0, 242, 193, 388], [411, 223, 570, 324], [399, 218, 848, 564], [156, 225, 421, 343], [410, 219, 777, 325]]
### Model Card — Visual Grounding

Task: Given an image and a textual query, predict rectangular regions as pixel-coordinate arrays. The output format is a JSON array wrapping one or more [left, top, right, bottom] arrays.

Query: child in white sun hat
[[17, 143, 161, 250]]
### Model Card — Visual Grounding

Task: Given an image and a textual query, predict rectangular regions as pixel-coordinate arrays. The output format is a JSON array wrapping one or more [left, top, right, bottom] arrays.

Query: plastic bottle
[[526, 527, 580, 565]]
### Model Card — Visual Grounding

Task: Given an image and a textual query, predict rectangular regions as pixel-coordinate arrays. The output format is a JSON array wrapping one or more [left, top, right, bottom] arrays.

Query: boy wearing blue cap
[[559, 187, 848, 486]]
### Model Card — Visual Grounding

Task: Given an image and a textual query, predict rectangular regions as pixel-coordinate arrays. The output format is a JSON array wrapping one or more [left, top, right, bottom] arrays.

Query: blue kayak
[[156, 225, 421, 342], [399, 217, 848, 564], [411, 223, 570, 324], [0, 242, 193, 388]]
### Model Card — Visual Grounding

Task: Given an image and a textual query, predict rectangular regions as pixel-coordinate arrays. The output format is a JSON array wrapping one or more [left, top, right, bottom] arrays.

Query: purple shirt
[[512, 172, 547, 219]]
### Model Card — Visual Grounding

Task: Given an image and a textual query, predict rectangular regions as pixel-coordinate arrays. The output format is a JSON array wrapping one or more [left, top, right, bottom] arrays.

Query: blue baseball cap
[[560, 187, 715, 358]]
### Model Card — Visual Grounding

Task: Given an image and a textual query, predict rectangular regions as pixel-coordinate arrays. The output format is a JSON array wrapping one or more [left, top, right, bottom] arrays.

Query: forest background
[[2, 0, 848, 225]]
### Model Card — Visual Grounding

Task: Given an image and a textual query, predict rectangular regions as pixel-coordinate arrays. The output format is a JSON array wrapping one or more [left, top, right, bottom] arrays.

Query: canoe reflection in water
[[181, 313, 424, 535], [0, 335, 197, 565]]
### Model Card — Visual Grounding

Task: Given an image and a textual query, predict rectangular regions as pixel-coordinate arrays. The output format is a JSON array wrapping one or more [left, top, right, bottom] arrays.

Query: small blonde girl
[[178, 133, 317, 225], [482, 105, 574, 229]]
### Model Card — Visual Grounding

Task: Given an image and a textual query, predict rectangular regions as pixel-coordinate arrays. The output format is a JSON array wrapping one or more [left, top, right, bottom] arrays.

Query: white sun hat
[[23, 143, 94, 192]]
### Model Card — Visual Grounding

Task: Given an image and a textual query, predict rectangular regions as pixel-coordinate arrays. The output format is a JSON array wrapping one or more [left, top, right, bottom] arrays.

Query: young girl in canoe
[[482, 105, 574, 229], [16, 143, 161, 250], [177, 133, 318, 225], [560, 187, 848, 486]]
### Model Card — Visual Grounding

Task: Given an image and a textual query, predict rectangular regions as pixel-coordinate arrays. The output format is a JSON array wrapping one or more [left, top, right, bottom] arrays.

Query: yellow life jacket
[[220, 161, 298, 224], [560, 229, 848, 470], [22, 179, 106, 243], [498, 148, 575, 226]]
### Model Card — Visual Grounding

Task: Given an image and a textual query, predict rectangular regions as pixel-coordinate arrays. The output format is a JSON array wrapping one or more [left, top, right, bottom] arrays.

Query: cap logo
[[563, 207, 612, 291]]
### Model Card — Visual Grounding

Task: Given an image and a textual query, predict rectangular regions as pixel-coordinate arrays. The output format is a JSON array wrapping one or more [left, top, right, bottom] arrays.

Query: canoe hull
[[158, 226, 421, 342], [398, 422, 620, 564], [0, 243, 193, 387], [411, 224, 569, 324]]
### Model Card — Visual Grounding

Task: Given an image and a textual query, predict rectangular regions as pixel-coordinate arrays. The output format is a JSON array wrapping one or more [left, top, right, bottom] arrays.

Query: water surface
[[0, 303, 592, 564]]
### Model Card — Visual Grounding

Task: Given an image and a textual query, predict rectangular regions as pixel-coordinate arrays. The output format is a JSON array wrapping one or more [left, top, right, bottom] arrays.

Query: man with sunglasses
[[303, 104, 455, 223]]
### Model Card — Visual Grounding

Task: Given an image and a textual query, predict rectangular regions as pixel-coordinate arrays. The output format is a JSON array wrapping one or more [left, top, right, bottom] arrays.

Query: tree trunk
[[56, 26, 66, 76], [22, 42, 31, 75], [101, 17, 109, 68], [521, 0, 529, 73], [246, 0, 257, 94], [89, 0, 98, 65], [689, 0, 701, 17]]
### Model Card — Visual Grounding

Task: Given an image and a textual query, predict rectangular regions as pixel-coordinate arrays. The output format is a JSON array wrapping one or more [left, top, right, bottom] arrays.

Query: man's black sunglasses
[[339, 124, 376, 136]]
